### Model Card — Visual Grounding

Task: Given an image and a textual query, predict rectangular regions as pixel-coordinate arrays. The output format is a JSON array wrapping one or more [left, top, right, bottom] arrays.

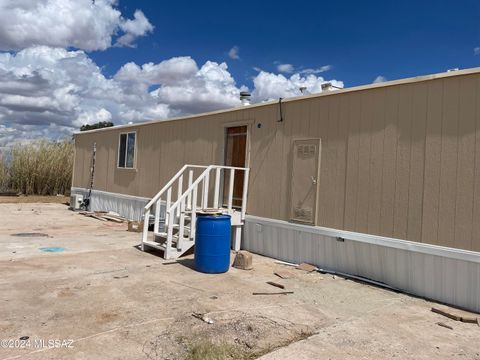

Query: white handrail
[[167, 165, 249, 217], [142, 164, 250, 258], [168, 166, 212, 212], [144, 165, 208, 210], [142, 164, 209, 248]]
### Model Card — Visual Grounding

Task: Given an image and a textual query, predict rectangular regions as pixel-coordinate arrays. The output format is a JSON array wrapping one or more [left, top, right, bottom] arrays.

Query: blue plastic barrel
[[194, 214, 231, 273]]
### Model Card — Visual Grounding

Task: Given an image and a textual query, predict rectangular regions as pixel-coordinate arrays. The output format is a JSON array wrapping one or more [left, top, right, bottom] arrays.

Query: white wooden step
[[172, 224, 191, 231], [143, 240, 166, 251], [154, 231, 191, 239], [154, 231, 168, 238]]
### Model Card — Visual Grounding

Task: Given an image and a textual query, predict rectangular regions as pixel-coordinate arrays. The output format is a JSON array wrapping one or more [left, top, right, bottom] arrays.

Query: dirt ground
[[0, 195, 69, 204], [0, 203, 479, 360]]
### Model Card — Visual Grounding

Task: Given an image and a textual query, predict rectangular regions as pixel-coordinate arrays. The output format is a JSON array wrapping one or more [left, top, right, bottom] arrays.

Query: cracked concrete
[[1, 203, 479, 359]]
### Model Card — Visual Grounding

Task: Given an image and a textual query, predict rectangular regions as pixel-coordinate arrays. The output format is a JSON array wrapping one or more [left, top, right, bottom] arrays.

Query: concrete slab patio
[[0, 203, 479, 359]]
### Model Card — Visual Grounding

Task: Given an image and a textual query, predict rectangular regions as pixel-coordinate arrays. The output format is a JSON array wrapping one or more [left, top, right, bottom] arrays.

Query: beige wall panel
[[276, 104, 293, 222], [355, 91, 374, 233], [318, 96, 339, 227], [406, 82, 428, 241], [276, 113, 290, 222], [72, 136, 84, 188], [344, 94, 361, 231], [393, 85, 413, 239], [161, 122, 182, 183], [454, 76, 477, 250], [296, 99, 313, 136], [93, 132, 109, 191], [283, 100, 309, 220], [288, 100, 310, 211], [105, 130, 118, 193], [313, 97, 328, 226], [73, 136, 89, 188], [268, 106, 286, 220], [367, 88, 387, 235], [379, 86, 400, 237], [246, 105, 278, 219], [421, 80, 443, 244], [332, 95, 348, 229], [254, 106, 278, 219], [438, 78, 460, 247], [137, 123, 160, 196], [207, 115, 221, 164], [472, 76, 480, 252], [287, 101, 308, 209]]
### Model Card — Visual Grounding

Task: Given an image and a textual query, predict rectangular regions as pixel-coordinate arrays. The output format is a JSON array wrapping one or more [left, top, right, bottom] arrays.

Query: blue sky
[[93, 0, 480, 87], [0, 0, 478, 146]]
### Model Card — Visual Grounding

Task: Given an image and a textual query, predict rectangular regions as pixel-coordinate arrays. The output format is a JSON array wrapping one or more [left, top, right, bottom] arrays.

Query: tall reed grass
[[0, 153, 8, 191], [2, 140, 73, 195]]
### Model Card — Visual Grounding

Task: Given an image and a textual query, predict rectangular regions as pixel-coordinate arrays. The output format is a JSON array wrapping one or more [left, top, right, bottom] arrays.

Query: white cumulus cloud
[[276, 63, 332, 75], [0, 47, 246, 146], [73, 108, 112, 128], [115, 57, 198, 86], [373, 75, 387, 83], [0, 48, 344, 147], [151, 61, 246, 114], [228, 46, 240, 60], [276, 63, 294, 73], [0, 0, 153, 51], [116, 10, 154, 47], [301, 65, 332, 74], [252, 71, 343, 101]]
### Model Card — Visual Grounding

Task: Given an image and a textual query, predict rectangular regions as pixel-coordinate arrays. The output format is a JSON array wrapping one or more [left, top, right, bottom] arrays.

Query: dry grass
[[0, 153, 8, 191], [4, 140, 73, 195], [185, 339, 250, 360], [0, 195, 70, 204]]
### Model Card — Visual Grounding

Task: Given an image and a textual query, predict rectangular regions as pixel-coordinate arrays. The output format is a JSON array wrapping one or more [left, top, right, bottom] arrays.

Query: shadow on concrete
[[132, 244, 197, 271], [133, 244, 166, 258], [174, 258, 195, 270]]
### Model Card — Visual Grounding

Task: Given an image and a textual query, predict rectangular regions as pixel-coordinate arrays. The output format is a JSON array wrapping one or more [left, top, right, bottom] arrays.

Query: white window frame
[[117, 131, 137, 169]]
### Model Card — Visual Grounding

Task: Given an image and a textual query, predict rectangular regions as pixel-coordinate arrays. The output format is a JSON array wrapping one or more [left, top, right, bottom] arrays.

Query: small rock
[[232, 251, 253, 270]]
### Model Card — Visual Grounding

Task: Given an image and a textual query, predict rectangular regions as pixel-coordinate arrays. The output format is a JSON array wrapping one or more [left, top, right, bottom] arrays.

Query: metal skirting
[[243, 215, 480, 313], [70, 187, 158, 221]]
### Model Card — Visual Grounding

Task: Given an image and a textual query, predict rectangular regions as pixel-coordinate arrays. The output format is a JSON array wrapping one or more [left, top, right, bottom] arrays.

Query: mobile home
[[72, 68, 480, 312]]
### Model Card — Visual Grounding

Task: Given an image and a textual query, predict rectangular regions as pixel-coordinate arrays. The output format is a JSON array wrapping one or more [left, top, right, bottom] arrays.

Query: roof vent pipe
[[321, 82, 342, 92], [240, 91, 251, 106], [321, 82, 333, 91]]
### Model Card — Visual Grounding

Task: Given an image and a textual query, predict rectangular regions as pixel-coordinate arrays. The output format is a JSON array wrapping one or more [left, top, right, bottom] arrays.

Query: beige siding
[[407, 83, 427, 242], [474, 76, 480, 252], [421, 80, 443, 245], [380, 85, 400, 236], [73, 72, 480, 252]]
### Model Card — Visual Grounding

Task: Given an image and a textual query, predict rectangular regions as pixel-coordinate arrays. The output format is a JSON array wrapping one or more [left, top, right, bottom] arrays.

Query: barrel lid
[[197, 214, 231, 220]]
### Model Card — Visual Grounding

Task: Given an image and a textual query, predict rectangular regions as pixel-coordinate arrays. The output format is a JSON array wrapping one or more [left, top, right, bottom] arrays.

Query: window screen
[[126, 132, 135, 168], [118, 132, 135, 168]]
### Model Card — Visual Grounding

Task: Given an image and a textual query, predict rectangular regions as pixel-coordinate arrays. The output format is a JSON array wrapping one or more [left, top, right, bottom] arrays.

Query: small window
[[118, 132, 136, 168]]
